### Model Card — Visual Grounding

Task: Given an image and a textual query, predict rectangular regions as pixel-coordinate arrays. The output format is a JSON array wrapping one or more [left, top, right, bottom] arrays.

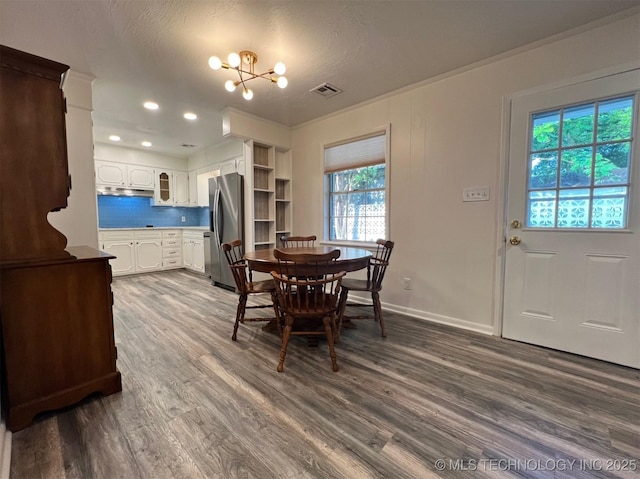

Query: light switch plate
[[463, 186, 490, 202]]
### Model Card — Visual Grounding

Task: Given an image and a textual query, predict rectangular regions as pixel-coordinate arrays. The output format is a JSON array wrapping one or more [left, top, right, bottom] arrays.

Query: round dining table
[[244, 246, 372, 275]]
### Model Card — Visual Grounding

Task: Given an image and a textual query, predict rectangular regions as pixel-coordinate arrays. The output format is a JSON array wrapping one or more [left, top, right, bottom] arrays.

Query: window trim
[[323, 124, 391, 244]]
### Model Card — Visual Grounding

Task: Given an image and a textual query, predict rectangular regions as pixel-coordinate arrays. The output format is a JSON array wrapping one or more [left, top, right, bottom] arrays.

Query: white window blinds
[[323, 132, 386, 173]]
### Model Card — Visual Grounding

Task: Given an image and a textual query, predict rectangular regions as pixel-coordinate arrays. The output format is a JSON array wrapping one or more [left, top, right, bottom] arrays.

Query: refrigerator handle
[[214, 188, 222, 246]]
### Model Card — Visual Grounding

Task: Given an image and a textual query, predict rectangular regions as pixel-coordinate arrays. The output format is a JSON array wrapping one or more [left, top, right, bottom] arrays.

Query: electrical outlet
[[181, 216, 186, 223], [402, 277, 412, 290], [463, 186, 490, 202]]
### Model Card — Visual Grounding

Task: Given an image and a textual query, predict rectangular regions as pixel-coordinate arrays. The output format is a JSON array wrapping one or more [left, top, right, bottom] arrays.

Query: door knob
[[509, 236, 521, 246]]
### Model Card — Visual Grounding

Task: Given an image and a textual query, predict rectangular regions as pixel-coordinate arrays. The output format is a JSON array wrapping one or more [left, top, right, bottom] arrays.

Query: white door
[[503, 70, 640, 368]]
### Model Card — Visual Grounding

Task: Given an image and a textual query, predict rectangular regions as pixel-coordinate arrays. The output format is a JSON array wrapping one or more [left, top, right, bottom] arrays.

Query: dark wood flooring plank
[[9, 269, 639, 479]]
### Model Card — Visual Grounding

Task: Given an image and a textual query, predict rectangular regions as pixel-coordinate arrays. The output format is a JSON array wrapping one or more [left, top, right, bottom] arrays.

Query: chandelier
[[208, 50, 287, 100]]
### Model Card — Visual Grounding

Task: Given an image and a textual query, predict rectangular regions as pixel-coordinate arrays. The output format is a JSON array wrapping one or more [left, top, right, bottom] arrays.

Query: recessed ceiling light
[[141, 141, 152, 147], [183, 112, 197, 120], [143, 101, 159, 110], [109, 135, 121, 142]]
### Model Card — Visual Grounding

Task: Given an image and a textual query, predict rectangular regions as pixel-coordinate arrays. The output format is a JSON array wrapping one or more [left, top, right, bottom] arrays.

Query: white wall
[[187, 137, 243, 171], [291, 14, 640, 334], [48, 71, 99, 249], [94, 143, 187, 170]]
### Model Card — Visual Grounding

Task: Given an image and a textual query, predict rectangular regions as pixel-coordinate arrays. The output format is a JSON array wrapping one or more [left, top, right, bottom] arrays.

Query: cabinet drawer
[[100, 230, 134, 241], [163, 238, 181, 248], [163, 248, 182, 258], [163, 258, 183, 268], [162, 230, 181, 239], [183, 230, 204, 239], [134, 230, 162, 240]]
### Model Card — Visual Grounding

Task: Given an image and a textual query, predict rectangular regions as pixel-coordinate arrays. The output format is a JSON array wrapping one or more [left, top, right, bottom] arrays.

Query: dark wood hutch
[[0, 45, 121, 431]]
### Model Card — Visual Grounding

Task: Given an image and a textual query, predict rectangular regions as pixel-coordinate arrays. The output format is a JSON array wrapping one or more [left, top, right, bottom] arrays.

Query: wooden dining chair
[[222, 240, 280, 341], [271, 248, 345, 372], [337, 239, 395, 339], [279, 235, 316, 248]]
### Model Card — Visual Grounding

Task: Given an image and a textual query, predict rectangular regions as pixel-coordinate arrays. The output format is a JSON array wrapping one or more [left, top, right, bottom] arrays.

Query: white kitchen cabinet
[[95, 161, 127, 186], [154, 169, 189, 206], [162, 230, 183, 269], [102, 240, 135, 275], [173, 171, 189, 205], [135, 239, 163, 272], [95, 161, 155, 189], [182, 230, 205, 274], [127, 165, 155, 189], [196, 171, 213, 207], [182, 237, 193, 269], [188, 172, 198, 206], [192, 238, 204, 273]]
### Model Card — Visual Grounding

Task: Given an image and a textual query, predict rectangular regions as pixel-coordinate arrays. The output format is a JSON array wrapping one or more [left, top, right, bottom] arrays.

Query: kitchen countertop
[[99, 226, 209, 231]]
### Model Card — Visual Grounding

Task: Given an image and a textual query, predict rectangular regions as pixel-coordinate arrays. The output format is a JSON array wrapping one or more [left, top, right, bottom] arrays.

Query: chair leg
[[232, 294, 247, 341], [324, 316, 339, 372], [335, 287, 349, 343], [270, 291, 282, 337], [372, 292, 386, 337], [277, 315, 293, 372]]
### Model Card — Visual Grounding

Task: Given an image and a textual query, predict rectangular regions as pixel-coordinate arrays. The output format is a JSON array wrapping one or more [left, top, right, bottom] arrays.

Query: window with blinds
[[324, 130, 388, 242]]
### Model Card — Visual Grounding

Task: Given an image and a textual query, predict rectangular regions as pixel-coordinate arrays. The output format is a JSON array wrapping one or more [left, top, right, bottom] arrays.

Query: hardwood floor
[[10, 270, 639, 478]]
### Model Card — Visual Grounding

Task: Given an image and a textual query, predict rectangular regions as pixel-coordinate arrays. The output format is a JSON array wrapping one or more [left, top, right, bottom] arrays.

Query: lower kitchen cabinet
[[183, 230, 205, 274], [100, 230, 164, 276], [135, 238, 163, 272], [102, 239, 135, 275], [0, 247, 122, 431], [100, 229, 208, 275]]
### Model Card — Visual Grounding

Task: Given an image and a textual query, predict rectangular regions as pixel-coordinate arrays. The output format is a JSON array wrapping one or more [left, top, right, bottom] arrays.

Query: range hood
[[96, 186, 154, 197]]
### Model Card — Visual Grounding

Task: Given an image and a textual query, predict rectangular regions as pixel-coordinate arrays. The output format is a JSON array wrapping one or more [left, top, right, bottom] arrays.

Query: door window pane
[[529, 152, 558, 189], [597, 97, 633, 142], [562, 104, 594, 147], [528, 190, 556, 228], [531, 111, 560, 151], [559, 147, 592, 187], [595, 143, 630, 185], [557, 189, 590, 228], [592, 187, 627, 228], [526, 95, 634, 229]]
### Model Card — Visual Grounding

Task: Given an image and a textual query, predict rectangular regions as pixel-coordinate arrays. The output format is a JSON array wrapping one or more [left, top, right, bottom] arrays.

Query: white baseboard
[[0, 422, 11, 479], [347, 295, 495, 336]]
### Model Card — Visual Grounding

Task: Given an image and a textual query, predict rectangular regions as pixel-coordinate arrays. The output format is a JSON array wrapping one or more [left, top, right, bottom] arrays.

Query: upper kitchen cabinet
[[190, 157, 241, 207], [95, 160, 155, 189], [154, 169, 189, 206]]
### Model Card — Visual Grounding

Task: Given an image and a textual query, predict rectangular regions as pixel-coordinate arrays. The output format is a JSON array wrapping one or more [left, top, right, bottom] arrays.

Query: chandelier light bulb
[[208, 56, 222, 70], [228, 52, 241, 68], [225, 80, 236, 92], [242, 88, 254, 100], [273, 62, 286, 75], [276, 76, 288, 89]]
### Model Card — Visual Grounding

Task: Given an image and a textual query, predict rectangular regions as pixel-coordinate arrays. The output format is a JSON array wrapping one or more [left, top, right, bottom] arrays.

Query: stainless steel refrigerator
[[209, 173, 243, 290]]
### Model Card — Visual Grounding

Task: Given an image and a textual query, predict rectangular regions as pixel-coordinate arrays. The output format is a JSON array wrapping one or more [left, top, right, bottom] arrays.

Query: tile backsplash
[[98, 196, 208, 228]]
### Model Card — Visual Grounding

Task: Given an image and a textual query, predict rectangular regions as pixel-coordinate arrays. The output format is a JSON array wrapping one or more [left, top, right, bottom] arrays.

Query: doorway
[[502, 70, 640, 368]]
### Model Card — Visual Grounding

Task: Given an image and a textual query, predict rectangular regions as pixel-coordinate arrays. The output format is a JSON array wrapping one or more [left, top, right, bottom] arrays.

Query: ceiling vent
[[310, 82, 343, 98], [181, 143, 197, 148]]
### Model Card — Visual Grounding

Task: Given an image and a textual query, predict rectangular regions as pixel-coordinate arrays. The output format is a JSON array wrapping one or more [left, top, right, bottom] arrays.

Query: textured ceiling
[[1, 1, 639, 157]]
